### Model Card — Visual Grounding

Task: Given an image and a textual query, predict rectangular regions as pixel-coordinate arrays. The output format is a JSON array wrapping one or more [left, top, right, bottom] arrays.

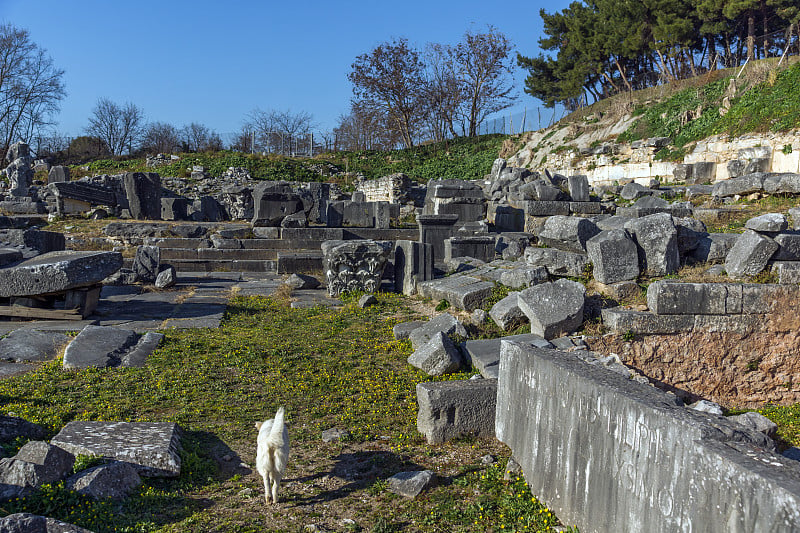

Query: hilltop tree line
[[520, 0, 800, 109]]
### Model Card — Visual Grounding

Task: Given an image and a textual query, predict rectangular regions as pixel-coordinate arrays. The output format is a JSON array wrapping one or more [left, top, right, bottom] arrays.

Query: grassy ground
[[68, 134, 512, 186], [0, 292, 573, 533]]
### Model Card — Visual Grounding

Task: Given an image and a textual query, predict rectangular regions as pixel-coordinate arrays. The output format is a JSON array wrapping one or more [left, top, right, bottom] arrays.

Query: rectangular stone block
[[496, 342, 800, 533], [646, 280, 742, 315], [444, 236, 496, 263], [394, 240, 433, 296], [524, 201, 570, 217], [416, 379, 497, 444], [569, 201, 604, 214], [0, 251, 122, 297], [417, 275, 494, 311]]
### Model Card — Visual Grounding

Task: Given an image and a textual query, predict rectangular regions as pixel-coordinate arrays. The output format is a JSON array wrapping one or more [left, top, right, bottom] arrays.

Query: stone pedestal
[[321, 239, 392, 297], [394, 240, 433, 295], [417, 214, 458, 265]]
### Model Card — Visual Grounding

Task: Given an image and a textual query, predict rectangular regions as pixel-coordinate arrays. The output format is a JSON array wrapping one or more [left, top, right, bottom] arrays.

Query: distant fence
[[481, 106, 566, 135]]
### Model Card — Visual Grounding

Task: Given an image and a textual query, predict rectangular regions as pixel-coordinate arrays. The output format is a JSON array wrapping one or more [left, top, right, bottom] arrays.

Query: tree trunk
[[748, 12, 756, 60], [612, 56, 632, 92], [762, 0, 769, 57]]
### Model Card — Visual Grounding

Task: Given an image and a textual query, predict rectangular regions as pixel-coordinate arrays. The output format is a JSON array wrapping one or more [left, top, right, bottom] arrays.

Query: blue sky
[[2, 0, 571, 139]]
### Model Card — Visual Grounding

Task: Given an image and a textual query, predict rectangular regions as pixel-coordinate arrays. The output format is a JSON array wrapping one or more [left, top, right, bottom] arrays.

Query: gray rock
[[462, 334, 552, 378], [358, 294, 377, 308], [0, 441, 75, 500], [620, 182, 654, 200], [0, 513, 94, 532], [471, 308, 487, 324], [280, 211, 308, 228], [0, 251, 123, 298], [567, 175, 590, 202], [0, 248, 22, 267], [408, 313, 467, 351], [394, 240, 434, 296], [773, 234, 800, 261], [633, 196, 669, 209], [673, 217, 708, 254], [285, 273, 321, 290], [524, 247, 589, 277], [495, 342, 792, 533], [517, 279, 586, 339], [62, 326, 139, 369], [712, 173, 766, 198], [0, 330, 70, 362], [392, 321, 425, 341], [67, 461, 142, 500], [407, 332, 463, 376], [132, 245, 160, 283], [489, 293, 526, 331], [646, 280, 736, 315], [724, 229, 779, 278], [154, 266, 177, 289], [416, 275, 494, 311], [789, 207, 800, 230], [498, 266, 548, 289], [321, 240, 391, 297], [123, 172, 161, 220], [537, 215, 600, 253], [745, 213, 788, 233], [729, 411, 778, 439], [689, 399, 724, 415], [321, 428, 351, 443], [416, 379, 497, 444], [387, 470, 436, 498], [624, 213, 679, 276], [0, 416, 46, 443], [51, 421, 182, 477], [120, 331, 164, 367], [692, 233, 740, 263], [586, 230, 639, 284], [762, 172, 800, 194]]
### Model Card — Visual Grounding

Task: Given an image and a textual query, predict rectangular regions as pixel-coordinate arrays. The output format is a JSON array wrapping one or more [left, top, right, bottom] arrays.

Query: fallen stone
[[593, 280, 641, 302], [729, 411, 778, 439], [132, 245, 160, 283], [0, 251, 123, 298], [285, 273, 320, 290], [392, 321, 425, 341], [712, 173, 766, 198], [495, 341, 793, 533], [498, 266, 548, 289], [620, 182, 654, 200], [154, 266, 177, 289], [358, 294, 377, 308], [408, 313, 468, 350], [0, 330, 70, 362], [489, 293, 527, 331], [471, 308, 487, 324], [388, 470, 436, 498], [567, 175, 590, 202], [524, 247, 588, 277], [462, 334, 552, 378], [774, 234, 800, 261], [416, 379, 497, 444], [537, 215, 600, 253], [62, 325, 139, 369], [123, 172, 162, 220], [689, 400, 724, 415], [67, 461, 142, 500], [0, 248, 22, 267], [321, 428, 351, 443], [624, 213, 679, 276], [51, 421, 182, 477], [321, 240, 391, 297], [416, 275, 493, 311], [517, 279, 586, 339], [407, 332, 463, 376], [745, 213, 788, 233], [692, 233, 739, 263], [725, 229, 779, 278], [673, 217, 707, 254], [0, 416, 46, 443], [121, 332, 165, 368], [586, 230, 639, 284], [647, 280, 741, 315], [0, 441, 75, 500], [0, 513, 94, 532], [773, 262, 800, 284]]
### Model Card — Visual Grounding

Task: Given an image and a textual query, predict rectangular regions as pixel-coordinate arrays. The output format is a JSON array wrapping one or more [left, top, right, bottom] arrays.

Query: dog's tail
[[266, 406, 285, 447]]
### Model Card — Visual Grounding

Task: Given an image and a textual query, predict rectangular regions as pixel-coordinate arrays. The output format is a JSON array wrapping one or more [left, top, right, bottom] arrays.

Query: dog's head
[[255, 421, 263, 430]]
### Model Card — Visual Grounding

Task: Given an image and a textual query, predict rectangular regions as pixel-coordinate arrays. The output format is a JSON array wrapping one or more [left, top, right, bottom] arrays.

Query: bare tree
[[452, 26, 517, 137], [86, 98, 145, 155], [142, 122, 180, 154], [348, 38, 427, 148], [31, 130, 70, 158], [424, 43, 464, 140], [245, 108, 314, 155], [334, 100, 400, 151], [0, 24, 66, 158]]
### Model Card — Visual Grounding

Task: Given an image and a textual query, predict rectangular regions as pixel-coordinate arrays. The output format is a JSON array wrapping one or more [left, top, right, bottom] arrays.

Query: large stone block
[[524, 247, 588, 277], [489, 293, 526, 331], [394, 240, 433, 296], [407, 332, 463, 376], [321, 239, 392, 297], [712, 173, 766, 198], [624, 213, 679, 276], [0, 228, 65, 255], [251, 182, 304, 226], [0, 441, 75, 500], [408, 313, 468, 351], [417, 214, 459, 265], [646, 280, 742, 315], [416, 379, 497, 444], [417, 275, 494, 312], [517, 279, 585, 339], [586, 230, 639, 284], [444, 236, 496, 263], [0, 251, 122, 298], [51, 421, 183, 477], [725, 229, 779, 278], [462, 334, 552, 378], [691, 233, 739, 263], [123, 172, 161, 220], [567, 174, 590, 202], [537, 215, 600, 254], [495, 341, 800, 533]]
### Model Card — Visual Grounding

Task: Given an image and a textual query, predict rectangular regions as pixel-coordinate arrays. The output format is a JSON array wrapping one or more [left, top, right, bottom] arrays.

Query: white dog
[[255, 406, 290, 504]]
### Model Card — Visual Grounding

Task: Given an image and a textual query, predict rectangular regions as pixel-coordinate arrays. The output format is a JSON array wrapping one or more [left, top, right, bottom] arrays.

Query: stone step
[[162, 259, 277, 273], [159, 248, 281, 261]]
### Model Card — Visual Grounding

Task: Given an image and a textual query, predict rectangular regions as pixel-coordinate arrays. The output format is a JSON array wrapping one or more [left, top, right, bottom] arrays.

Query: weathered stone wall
[[496, 341, 800, 533], [590, 330, 800, 407]]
